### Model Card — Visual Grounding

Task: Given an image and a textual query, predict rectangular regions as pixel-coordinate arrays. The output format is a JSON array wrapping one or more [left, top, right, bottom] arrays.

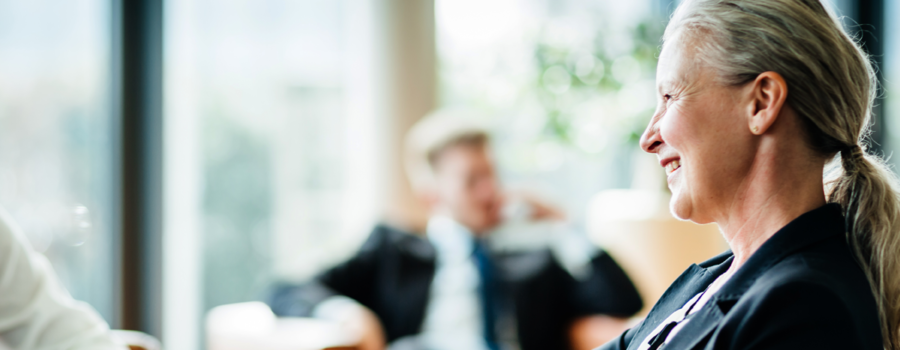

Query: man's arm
[[0, 209, 125, 349], [568, 251, 643, 316], [566, 251, 644, 350], [266, 225, 394, 350], [268, 225, 388, 317]]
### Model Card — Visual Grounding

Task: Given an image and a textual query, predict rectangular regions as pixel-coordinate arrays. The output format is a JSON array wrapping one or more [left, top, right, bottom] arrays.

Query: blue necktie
[[473, 239, 501, 350]]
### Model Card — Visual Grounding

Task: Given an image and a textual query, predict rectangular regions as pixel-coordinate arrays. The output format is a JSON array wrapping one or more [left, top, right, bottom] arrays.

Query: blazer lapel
[[626, 263, 724, 350], [659, 300, 725, 349]]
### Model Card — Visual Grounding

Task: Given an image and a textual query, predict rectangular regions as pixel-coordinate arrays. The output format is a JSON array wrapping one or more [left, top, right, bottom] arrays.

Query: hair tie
[[841, 144, 864, 173]]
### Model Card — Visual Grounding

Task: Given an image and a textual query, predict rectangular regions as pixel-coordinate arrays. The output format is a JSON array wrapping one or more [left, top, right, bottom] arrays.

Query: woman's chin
[[668, 194, 693, 221]]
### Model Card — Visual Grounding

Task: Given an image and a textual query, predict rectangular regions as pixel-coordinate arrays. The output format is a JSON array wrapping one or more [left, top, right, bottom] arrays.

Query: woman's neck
[[715, 141, 827, 272]]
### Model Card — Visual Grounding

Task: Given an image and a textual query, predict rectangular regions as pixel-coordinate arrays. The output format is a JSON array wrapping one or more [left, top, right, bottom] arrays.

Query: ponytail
[[830, 145, 900, 349]]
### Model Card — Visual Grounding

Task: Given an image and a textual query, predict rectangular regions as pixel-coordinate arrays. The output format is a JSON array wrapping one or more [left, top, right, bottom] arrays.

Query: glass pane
[[0, 0, 115, 322], [165, 1, 379, 347], [886, 0, 900, 166]]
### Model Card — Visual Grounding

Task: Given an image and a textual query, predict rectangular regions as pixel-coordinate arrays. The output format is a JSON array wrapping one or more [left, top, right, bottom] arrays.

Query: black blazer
[[269, 223, 643, 350], [598, 204, 882, 350]]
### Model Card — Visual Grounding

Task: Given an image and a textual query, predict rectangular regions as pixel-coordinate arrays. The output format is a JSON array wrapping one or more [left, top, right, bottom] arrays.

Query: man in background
[[268, 109, 642, 350]]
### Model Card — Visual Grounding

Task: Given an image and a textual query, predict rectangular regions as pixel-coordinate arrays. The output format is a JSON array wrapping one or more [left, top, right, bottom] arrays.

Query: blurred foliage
[[533, 18, 664, 150]]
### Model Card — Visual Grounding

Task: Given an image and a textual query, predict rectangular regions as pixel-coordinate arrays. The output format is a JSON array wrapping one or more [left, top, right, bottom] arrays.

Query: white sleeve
[[0, 208, 126, 350]]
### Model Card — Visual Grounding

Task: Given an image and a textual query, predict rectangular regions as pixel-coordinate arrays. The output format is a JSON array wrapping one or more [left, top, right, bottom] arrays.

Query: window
[[164, 0, 381, 347], [0, 0, 115, 322]]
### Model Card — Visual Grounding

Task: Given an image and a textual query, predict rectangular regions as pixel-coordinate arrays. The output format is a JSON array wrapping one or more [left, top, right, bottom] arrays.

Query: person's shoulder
[[366, 223, 434, 260], [725, 272, 882, 349], [732, 239, 882, 346], [760, 234, 872, 303], [749, 261, 864, 304], [361, 223, 412, 246]]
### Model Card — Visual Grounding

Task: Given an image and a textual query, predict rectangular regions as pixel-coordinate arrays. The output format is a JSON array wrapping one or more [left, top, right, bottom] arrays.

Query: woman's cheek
[[659, 107, 689, 149]]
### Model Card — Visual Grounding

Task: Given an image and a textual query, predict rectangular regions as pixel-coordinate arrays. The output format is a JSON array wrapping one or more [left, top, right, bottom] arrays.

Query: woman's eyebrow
[[657, 79, 676, 94], [658, 77, 686, 96]]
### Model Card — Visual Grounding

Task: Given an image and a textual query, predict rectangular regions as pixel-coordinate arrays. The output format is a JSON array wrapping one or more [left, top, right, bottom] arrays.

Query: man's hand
[[569, 315, 634, 350], [505, 190, 567, 222], [354, 306, 386, 350]]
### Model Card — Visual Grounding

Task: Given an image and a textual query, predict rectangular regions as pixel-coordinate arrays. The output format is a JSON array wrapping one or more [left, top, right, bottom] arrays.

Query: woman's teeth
[[666, 160, 681, 174]]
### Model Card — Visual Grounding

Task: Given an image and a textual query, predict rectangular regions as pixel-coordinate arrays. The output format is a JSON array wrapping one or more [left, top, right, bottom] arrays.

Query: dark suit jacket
[[597, 204, 882, 350], [269, 223, 643, 350]]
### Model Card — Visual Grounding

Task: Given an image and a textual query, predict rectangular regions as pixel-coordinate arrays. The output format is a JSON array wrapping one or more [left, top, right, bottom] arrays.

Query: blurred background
[[0, 0, 892, 349]]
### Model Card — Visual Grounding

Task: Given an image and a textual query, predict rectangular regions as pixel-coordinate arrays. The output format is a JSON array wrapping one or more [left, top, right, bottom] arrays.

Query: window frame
[[112, 0, 163, 336]]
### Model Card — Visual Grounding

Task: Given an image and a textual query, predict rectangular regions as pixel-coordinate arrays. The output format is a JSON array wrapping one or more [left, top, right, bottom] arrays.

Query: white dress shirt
[[0, 208, 125, 349], [417, 215, 490, 350]]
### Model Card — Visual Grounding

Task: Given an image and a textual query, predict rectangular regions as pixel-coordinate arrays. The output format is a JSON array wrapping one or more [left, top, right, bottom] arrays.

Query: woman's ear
[[747, 71, 788, 135]]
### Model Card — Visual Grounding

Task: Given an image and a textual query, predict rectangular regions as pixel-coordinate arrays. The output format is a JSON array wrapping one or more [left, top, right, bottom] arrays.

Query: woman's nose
[[640, 116, 663, 154]]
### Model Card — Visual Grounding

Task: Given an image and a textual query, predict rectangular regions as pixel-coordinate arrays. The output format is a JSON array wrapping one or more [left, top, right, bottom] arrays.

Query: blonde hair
[[404, 108, 490, 192], [665, 0, 900, 347]]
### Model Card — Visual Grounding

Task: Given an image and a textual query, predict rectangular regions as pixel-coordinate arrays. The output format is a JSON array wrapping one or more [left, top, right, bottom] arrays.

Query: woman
[[599, 0, 898, 349]]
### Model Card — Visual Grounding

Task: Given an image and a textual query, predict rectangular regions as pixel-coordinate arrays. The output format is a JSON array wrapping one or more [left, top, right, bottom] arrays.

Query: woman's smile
[[664, 159, 681, 176], [659, 153, 683, 181]]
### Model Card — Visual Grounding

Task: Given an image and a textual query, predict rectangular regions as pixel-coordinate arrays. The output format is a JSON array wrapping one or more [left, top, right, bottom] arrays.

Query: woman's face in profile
[[640, 37, 758, 224]]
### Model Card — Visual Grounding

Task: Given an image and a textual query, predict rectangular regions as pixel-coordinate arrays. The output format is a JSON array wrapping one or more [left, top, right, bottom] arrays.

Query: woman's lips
[[665, 159, 681, 175]]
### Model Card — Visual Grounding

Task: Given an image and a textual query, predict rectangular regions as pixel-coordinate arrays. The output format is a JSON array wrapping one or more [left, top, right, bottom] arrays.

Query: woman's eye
[[663, 94, 673, 102]]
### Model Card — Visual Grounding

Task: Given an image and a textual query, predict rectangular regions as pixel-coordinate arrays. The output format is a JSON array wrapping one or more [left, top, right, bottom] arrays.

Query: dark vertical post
[[115, 0, 164, 338], [855, 0, 886, 152]]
